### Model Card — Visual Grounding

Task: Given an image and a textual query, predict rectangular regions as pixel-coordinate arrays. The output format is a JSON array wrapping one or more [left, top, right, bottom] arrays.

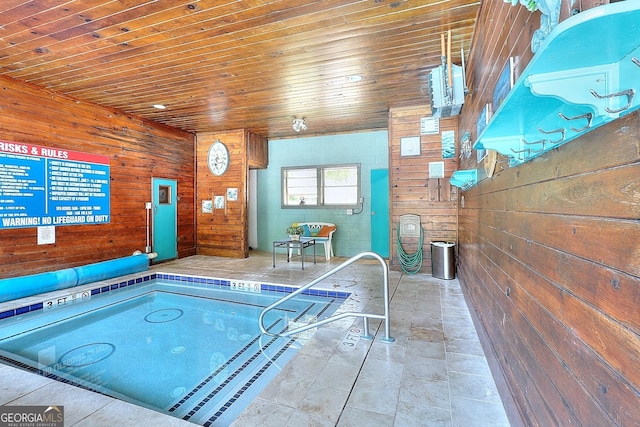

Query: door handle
[[371, 211, 376, 215]]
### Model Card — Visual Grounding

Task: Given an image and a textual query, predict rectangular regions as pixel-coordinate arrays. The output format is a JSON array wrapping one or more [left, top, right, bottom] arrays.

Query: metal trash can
[[431, 241, 456, 279]]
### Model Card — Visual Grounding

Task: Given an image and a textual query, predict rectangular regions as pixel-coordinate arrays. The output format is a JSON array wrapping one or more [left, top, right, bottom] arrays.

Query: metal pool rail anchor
[[258, 251, 395, 343]]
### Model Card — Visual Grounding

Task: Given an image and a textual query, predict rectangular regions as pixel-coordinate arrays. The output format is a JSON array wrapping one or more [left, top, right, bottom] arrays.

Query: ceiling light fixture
[[292, 118, 307, 133], [152, 104, 166, 109], [347, 74, 363, 82]]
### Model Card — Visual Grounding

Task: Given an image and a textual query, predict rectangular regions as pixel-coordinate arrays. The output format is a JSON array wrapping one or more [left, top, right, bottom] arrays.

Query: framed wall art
[[214, 195, 225, 209], [226, 188, 238, 201], [400, 136, 421, 156]]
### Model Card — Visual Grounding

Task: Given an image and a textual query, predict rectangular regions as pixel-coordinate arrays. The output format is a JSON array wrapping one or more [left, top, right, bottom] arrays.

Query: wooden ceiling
[[0, 0, 480, 139]]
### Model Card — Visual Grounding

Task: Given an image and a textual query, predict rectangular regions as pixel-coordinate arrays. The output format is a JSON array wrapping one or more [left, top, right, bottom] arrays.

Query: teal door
[[371, 169, 389, 257], [152, 178, 177, 262]]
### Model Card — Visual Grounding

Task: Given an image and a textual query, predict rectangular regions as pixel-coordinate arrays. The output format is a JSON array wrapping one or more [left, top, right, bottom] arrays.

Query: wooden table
[[272, 237, 316, 270]]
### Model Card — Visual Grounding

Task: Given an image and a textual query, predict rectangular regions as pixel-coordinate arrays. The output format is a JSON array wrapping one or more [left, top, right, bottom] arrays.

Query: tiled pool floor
[[0, 252, 517, 426]]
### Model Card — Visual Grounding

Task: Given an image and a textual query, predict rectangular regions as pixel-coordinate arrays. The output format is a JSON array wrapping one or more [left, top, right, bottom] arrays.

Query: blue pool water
[[0, 276, 348, 426]]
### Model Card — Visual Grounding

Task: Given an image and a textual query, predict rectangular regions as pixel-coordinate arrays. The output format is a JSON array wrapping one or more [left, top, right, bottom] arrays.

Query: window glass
[[283, 168, 317, 206], [158, 185, 171, 204], [323, 166, 358, 205], [282, 164, 360, 208]]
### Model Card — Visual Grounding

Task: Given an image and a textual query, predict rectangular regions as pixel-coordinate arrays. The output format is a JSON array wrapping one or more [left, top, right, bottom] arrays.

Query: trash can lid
[[431, 241, 455, 247]]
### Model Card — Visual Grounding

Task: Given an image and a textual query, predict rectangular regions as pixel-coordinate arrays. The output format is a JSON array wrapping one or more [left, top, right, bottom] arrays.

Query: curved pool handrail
[[258, 251, 394, 343]]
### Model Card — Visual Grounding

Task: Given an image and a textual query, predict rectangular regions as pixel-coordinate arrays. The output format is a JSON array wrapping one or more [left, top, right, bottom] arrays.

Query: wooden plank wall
[[0, 76, 196, 278], [247, 131, 269, 169], [388, 106, 458, 273], [196, 131, 249, 258], [458, 2, 640, 426]]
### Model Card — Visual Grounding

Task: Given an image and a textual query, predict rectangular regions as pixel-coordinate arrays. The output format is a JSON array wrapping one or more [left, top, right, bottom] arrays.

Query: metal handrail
[[258, 251, 395, 343]]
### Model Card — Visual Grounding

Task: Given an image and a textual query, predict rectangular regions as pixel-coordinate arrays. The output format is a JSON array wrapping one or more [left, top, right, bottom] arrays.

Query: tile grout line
[[333, 270, 404, 425], [442, 280, 456, 426]]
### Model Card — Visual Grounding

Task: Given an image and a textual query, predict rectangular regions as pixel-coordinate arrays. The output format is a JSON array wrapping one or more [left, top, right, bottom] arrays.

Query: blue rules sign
[[0, 140, 110, 229]]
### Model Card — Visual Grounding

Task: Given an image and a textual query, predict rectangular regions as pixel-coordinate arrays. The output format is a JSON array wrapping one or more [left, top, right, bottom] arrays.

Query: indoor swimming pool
[[0, 274, 350, 426]]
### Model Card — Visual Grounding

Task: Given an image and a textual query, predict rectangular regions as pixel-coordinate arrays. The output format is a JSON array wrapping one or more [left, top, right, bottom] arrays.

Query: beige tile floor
[[0, 251, 513, 426]]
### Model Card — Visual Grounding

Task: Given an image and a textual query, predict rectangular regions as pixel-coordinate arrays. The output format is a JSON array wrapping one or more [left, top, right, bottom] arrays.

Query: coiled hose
[[396, 222, 423, 274]]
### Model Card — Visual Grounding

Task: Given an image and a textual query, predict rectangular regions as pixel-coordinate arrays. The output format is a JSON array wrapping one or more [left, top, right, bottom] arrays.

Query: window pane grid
[[282, 164, 359, 208], [284, 168, 317, 206]]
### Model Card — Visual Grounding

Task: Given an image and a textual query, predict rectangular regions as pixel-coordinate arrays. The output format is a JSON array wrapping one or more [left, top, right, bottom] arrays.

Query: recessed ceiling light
[[152, 104, 166, 109], [347, 74, 363, 82]]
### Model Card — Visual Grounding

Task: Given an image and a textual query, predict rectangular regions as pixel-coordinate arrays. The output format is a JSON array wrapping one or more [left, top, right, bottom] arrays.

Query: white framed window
[[282, 164, 360, 208]]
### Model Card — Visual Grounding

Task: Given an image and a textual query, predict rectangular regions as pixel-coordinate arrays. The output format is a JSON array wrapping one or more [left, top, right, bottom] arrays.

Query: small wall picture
[[37, 226, 55, 245], [441, 130, 455, 158], [429, 161, 445, 179], [227, 188, 238, 201], [493, 56, 518, 111], [400, 136, 421, 156], [476, 103, 492, 141], [214, 195, 225, 209], [202, 200, 213, 214], [420, 116, 440, 135]]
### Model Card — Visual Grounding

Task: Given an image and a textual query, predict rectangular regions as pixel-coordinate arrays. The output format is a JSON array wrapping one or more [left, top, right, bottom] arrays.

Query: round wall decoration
[[207, 140, 229, 176]]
